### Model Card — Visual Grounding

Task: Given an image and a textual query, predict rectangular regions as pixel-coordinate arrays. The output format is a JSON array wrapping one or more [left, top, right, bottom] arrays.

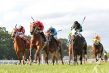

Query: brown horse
[[68, 34, 87, 64], [93, 41, 104, 62], [44, 33, 64, 65], [29, 24, 44, 64], [11, 28, 30, 64]]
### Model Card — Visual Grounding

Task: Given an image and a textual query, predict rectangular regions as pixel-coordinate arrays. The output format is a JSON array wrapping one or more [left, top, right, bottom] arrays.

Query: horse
[[68, 34, 87, 64], [44, 33, 64, 65], [93, 40, 104, 62], [11, 28, 30, 64], [104, 51, 108, 62], [29, 24, 45, 64]]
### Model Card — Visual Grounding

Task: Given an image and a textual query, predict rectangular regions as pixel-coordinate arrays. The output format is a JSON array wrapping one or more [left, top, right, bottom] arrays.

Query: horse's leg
[[100, 51, 104, 61], [16, 51, 21, 64], [26, 50, 30, 64], [59, 46, 64, 64], [22, 51, 26, 65], [36, 46, 41, 64], [68, 48, 72, 64], [33, 51, 37, 63], [29, 48, 32, 65], [51, 52, 55, 65], [95, 52, 99, 62], [94, 49, 98, 62], [80, 54, 83, 65], [83, 45, 87, 64], [55, 51, 59, 64], [43, 46, 49, 64], [45, 49, 49, 64], [52, 54, 55, 65], [74, 53, 77, 65], [83, 54, 87, 64]]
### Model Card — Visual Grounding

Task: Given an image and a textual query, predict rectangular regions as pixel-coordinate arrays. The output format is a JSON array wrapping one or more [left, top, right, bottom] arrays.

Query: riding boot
[[40, 32, 46, 42]]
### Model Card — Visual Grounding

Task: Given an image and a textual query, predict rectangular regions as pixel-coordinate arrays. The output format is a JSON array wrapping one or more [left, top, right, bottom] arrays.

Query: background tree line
[[0, 27, 109, 60], [0, 27, 17, 59]]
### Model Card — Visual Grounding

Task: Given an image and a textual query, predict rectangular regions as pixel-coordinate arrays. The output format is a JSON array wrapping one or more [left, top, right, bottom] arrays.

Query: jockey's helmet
[[74, 21, 78, 24]]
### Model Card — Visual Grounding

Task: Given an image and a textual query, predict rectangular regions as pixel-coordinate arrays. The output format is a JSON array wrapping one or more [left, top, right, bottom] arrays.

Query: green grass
[[0, 63, 109, 73]]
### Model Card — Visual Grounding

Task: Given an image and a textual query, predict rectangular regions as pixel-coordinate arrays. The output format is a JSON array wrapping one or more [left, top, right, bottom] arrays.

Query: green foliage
[[0, 27, 17, 59], [107, 53, 109, 58], [59, 38, 68, 56], [0, 27, 107, 60], [87, 45, 93, 58]]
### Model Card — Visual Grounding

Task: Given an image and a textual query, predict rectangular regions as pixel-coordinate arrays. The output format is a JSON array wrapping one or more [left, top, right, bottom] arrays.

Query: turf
[[0, 63, 109, 73]]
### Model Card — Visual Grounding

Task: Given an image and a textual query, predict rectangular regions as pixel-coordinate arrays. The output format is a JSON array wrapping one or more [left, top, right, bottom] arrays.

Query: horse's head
[[11, 28, 17, 38], [30, 22, 39, 35]]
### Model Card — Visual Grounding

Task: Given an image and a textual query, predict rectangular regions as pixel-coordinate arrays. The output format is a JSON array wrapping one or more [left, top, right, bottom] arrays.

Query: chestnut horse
[[11, 28, 30, 64], [93, 41, 104, 62], [44, 34, 64, 65], [68, 34, 87, 64], [29, 24, 44, 64]]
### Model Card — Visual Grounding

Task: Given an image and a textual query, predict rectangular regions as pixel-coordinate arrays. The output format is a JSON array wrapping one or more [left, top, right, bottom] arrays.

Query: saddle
[[94, 42, 102, 49]]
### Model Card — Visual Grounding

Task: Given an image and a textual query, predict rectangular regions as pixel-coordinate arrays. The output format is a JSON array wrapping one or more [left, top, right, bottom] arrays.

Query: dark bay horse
[[29, 24, 44, 64], [104, 51, 108, 62], [11, 28, 30, 64], [93, 41, 104, 62], [44, 33, 64, 65], [68, 34, 87, 64]]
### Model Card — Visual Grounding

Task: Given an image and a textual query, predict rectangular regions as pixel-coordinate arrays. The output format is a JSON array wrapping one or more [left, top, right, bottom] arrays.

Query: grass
[[0, 63, 109, 73]]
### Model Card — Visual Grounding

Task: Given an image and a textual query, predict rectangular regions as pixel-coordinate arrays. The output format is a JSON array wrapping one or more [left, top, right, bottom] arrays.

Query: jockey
[[47, 26, 59, 47], [32, 20, 46, 42], [71, 21, 83, 36], [47, 26, 57, 39], [15, 25, 29, 44], [93, 34, 101, 43], [17, 25, 25, 35]]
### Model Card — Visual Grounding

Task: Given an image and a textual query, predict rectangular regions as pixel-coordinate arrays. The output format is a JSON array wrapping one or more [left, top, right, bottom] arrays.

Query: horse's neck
[[73, 35, 84, 46], [14, 36, 23, 46], [33, 33, 42, 42]]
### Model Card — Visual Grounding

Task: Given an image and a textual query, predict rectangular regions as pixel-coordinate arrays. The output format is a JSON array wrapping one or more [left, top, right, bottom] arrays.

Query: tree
[[0, 27, 17, 59], [59, 38, 68, 56]]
